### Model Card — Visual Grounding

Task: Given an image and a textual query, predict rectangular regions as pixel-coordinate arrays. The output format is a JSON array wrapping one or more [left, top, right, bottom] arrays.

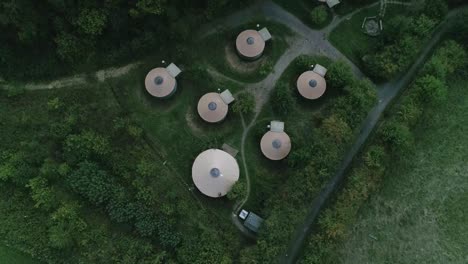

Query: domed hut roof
[[144, 63, 182, 98], [236, 28, 271, 60], [197, 90, 234, 123], [260, 121, 291, 160], [296, 70, 327, 100], [192, 149, 240, 198]]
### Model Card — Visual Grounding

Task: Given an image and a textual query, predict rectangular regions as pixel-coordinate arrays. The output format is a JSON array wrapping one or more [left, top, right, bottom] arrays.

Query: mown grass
[[333, 77, 468, 263], [329, 5, 408, 68], [0, 245, 40, 264], [197, 18, 294, 83]]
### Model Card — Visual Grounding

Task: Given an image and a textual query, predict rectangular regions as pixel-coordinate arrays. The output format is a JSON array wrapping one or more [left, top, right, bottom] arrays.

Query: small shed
[[243, 212, 264, 233], [197, 89, 234, 123], [313, 64, 328, 77], [166, 63, 182, 78], [296, 70, 327, 100], [239, 210, 249, 220], [236, 28, 272, 60], [258, 27, 272, 41]]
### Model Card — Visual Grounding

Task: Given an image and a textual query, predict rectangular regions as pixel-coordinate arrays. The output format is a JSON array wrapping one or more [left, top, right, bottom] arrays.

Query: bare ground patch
[[185, 108, 204, 136], [224, 44, 263, 73]]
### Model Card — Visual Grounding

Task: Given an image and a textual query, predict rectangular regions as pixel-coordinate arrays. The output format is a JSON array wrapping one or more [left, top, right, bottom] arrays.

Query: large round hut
[[192, 149, 240, 198]]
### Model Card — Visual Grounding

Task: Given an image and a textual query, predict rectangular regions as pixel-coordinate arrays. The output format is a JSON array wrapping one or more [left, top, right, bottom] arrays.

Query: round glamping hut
[[197, 89, 235, 123], [260, 121, 291, 160], [192, 149, 240, 198], [236, 28, 271, 60], [145, 63, 182, 98], [296, 71, 327, 100]]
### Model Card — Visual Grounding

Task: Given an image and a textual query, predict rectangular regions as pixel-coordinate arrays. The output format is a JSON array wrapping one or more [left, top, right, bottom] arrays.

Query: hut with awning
[[260, 121, 292, 161], [296, 64, 328, 100], [236, 27, 272, 60], [144, 63, 182, 98], [197, 89, 235, 123], [192, 149, 240, 198]]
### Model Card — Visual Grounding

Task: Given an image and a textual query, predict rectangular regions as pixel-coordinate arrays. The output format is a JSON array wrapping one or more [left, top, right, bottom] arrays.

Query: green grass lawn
[[332, 76, 468, 263], [0, 245, 40, 264], [329, 5, 408, 68], [273, 0, 333, 29], [197, 18, 294, 83]]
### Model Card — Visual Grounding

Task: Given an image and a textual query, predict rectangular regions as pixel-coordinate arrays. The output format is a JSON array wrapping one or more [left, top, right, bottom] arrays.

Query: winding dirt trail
[[1, 62, 141, 91]]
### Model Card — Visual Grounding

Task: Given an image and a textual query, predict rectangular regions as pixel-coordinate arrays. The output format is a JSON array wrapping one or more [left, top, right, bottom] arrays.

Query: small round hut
[[296, 71, 327, 100], [197, 92, 229, 123]]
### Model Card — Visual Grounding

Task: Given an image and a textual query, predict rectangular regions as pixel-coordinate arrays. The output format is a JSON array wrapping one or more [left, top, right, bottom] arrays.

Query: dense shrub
[[232, 92, 256, 115], [326, 60, 354, 90], [364, 14, 438, 80], [310, 6, 329, 25], [272, 81, 296, 116]]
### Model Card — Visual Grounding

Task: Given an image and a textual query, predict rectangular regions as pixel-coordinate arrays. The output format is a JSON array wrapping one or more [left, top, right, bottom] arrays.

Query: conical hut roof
[[197, 92, 229, 123], [296, 71, 327, 100], [145, 67, 176, 98], [192, 149, 240, 198], [236, 30, 266, 59], [260, 131, 292, 160]]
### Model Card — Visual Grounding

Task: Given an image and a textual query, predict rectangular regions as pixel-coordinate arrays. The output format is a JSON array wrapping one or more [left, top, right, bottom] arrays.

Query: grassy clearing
[[273, 0, 333, 29], [329, 5, 408, 68], [332, 77, 468, 263], [198, 18, 294, 83]]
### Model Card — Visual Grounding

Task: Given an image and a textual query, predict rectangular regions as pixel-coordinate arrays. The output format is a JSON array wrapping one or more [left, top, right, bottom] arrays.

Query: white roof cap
[[258, 27, 272, 42], [166, 63, 182, 78], [313, 64, 328, 77], [220, 89, 235, 105], [270, 121, 284, 132]]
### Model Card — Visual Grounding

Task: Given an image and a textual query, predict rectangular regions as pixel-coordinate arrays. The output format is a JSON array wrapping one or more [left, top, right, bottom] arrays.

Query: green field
[[333, 77, 468, 263], [0, 245, 39, 264]]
